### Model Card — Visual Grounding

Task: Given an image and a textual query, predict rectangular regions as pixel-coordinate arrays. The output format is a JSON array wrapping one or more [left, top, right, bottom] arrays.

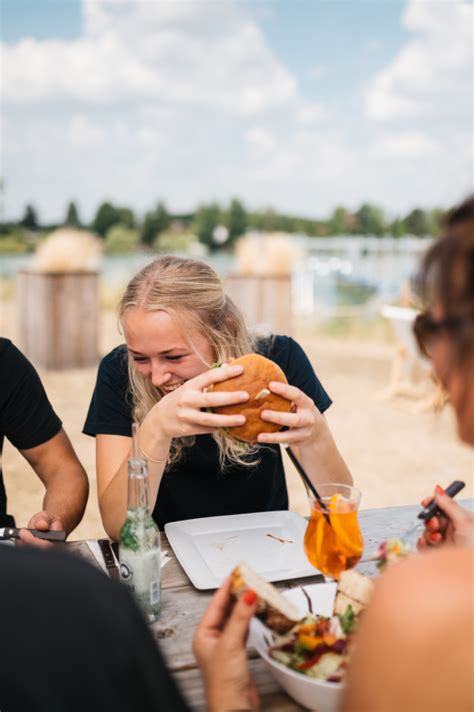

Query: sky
[[1, 0, 472, 223]]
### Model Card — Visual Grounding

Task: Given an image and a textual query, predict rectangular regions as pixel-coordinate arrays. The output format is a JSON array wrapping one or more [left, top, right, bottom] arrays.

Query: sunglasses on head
[[413, 312, 473, 356]]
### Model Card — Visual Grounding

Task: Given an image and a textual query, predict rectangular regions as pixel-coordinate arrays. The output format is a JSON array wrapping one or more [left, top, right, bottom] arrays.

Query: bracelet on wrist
[[139, 445, 169, 464]]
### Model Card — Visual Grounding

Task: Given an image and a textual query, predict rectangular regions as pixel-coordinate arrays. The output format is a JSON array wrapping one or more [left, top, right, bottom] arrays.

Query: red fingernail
[[435, 485, 445, 495], [243, 589, 257, 605], [426, 518, 437, 531], [429, 532, 441, 542]]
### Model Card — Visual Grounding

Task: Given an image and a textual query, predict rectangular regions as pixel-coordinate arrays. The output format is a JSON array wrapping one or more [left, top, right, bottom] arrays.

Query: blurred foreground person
[[343, 195, 474, 711], [0, 339, 88, 544], [0, 545, 188, 712], [193, 196, 474, 712]]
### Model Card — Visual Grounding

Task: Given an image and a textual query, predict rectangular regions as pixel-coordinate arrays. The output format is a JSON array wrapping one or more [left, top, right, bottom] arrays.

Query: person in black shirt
[[0, 339, 88, 543], [84, 256, 352, 539], [0, 544, 189, 712]]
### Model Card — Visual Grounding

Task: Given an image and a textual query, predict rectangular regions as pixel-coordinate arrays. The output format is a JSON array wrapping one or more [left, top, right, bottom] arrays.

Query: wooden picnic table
[[68, 500, 473, 711]]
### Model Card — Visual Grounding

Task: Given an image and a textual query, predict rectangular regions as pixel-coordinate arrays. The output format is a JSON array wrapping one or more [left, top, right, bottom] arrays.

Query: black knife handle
[[0, 528, 66, 541], [29, 529, 67, 541], [418, 480, 466, 521]]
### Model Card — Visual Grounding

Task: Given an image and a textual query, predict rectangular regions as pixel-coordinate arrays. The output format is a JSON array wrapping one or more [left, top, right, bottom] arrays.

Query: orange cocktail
[[304, 484, 363, 579]]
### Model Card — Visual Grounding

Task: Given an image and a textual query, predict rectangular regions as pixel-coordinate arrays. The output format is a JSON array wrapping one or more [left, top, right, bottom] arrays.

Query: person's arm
[[258, 381, 352, 486], [96, 419, 171, 541], [193, 577, 259, 712], [297, 414, 352, 486], [97, 363, 249, 540], [342, 547, 474, 712], [18, 429, 88, 545]]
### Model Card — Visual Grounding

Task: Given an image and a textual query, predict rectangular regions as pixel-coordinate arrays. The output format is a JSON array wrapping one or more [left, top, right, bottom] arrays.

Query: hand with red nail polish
[[193, 577, 260, 711], [418, 489, 474, 551], [243, 589, 257, 605]]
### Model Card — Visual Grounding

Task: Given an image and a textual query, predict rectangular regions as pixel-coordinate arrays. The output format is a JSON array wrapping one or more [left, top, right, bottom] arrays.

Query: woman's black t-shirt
[[83, 336, 331, 529]]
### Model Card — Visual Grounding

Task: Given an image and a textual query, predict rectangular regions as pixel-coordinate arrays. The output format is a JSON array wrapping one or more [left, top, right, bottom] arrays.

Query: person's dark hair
[[413, 194, 474, 365]]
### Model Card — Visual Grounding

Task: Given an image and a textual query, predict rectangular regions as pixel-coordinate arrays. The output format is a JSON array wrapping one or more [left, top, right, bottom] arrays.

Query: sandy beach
[[1, 301, 472, 541]]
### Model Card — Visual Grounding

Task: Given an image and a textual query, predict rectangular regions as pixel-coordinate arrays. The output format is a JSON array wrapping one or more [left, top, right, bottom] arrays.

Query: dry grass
[[235, 232, 303, 276], [31, 228, 102, 273]]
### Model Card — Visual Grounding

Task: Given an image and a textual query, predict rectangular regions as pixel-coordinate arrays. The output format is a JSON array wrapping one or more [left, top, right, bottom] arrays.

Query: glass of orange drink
[[304, 483, 364, 580]]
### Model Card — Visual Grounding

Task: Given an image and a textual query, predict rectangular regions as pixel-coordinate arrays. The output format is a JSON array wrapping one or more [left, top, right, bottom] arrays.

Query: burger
[[211, 353, 293, 443]]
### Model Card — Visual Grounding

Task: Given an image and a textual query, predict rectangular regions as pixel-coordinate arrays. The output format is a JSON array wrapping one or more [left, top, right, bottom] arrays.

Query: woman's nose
[[150, 361, 171, 388]]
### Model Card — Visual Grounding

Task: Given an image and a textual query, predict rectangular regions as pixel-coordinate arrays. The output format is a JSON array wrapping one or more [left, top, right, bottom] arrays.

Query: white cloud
[[371, 130, 437, 159], [245, 127, 276, 151], [295, 101, 327, 124], [366, 0, 472, 122], [67, 115, 105, 146], [2, 1, 296, 116]]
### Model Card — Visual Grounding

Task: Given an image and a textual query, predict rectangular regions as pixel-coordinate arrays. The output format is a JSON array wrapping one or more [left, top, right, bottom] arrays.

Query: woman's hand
[[151, 363, 249, 440], [257, 381, 324, 446], [193, 577, 260, 712], [418, 486, 474, 549]]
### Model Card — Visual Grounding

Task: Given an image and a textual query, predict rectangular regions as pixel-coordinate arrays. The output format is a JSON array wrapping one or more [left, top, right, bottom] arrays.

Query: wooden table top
[[68, 500, 474, 711]]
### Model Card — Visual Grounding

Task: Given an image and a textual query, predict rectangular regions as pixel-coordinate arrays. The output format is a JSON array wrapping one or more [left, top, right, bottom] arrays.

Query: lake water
[[0, 236, 431, 319]]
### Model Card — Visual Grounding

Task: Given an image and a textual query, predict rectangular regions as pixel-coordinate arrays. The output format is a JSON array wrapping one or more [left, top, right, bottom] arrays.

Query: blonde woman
[[84, 256, 351, 540]]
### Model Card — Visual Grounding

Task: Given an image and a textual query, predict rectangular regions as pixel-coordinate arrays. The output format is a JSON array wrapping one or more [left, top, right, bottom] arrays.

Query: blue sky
[[1, 0, 472, 223]]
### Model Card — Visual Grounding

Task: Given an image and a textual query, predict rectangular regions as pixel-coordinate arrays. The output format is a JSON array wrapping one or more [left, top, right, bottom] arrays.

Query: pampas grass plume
[[32, 228, 103, 273], [235, 232, 303, 276]]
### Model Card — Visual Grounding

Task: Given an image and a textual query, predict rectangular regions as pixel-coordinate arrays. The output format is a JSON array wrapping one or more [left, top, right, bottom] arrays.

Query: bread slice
[[230, 562, 301, 634], [333, 569, 374, 616]]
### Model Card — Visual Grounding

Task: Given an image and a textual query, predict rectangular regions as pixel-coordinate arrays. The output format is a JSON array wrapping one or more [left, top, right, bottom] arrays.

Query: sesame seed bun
[[212, 353, 293, 443]]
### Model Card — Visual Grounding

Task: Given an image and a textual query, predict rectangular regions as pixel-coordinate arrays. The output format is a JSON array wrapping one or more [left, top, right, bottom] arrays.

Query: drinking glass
[[304, 483, 364, 580]]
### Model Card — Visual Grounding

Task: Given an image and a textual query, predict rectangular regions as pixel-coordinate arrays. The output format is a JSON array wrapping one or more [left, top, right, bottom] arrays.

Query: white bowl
[[250, 582, 343, 712]]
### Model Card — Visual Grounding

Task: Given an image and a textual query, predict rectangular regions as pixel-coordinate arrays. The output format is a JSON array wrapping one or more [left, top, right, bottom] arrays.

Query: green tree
[[104, 224, 139, 254], [226, 198, 247, 243], [92, 202, 120, 237], [140, 201, 171, 246], [116, 207, 135, 229], [154, 229, 197, 253], [20, 203, 39, 231], [427, 208, 445, 237], [404, 208, 431, 236], [328, 206, 355, 235], [389, 217, 407, 238], [194, 203, 222, 250], [355, 203, 385, 236], [64, 200, 81, 228], [254, 208, 280, 232]]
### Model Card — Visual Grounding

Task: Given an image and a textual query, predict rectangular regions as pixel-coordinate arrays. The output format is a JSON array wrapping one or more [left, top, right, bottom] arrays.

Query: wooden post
[[224, 274, 293, 335], [16, 269, 100, 370]]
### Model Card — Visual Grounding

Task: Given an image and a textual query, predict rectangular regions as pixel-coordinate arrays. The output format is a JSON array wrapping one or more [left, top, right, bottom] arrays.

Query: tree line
[[1, 198, 448, 252]]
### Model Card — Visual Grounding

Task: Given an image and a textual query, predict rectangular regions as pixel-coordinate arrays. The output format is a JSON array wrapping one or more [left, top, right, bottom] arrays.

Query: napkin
[[87, 540, 171, 576]]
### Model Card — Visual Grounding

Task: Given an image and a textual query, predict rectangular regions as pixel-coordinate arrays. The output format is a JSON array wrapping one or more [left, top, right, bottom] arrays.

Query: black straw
[[285, 446, 331, 525]]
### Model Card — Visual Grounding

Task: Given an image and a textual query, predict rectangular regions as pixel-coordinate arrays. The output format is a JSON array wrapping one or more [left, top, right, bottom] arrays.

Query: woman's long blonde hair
[[118, 255, 259, 468]]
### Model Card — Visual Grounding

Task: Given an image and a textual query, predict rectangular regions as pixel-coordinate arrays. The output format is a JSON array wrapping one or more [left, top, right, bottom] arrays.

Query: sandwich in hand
[[230, 561, 301, 633], [211, 353, 293, 443]]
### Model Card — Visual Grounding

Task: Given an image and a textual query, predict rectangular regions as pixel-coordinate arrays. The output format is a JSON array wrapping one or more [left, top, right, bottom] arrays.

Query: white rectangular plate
[[165, 510, 321, 590]]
